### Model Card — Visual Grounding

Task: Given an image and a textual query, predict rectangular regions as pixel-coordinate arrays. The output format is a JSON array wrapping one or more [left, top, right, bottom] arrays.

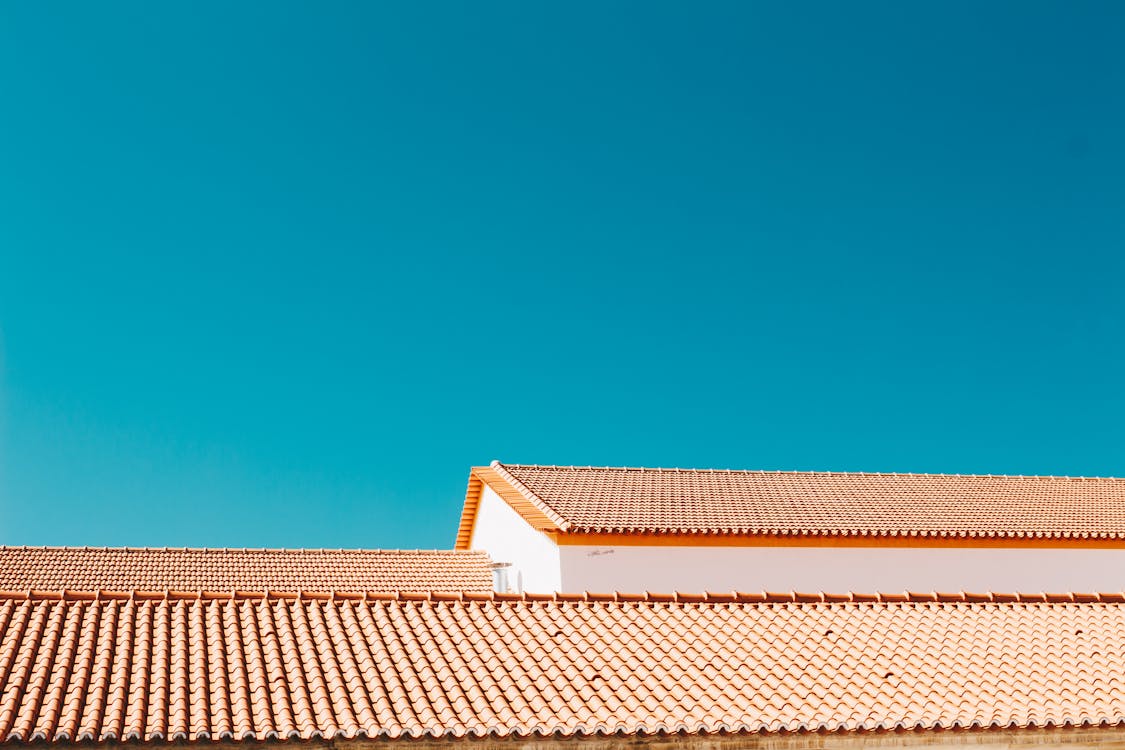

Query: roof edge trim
[[489, 461, 572, 530], [453, 472, 485, 550], [0, 545, 490, 555], [454, 462, 569, 550], [1, 589, 1122, 604], [552, 529, 1125, 547]]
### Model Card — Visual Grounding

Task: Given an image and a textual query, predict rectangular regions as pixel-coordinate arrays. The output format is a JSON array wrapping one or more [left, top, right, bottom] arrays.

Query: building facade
[[458, 461, 1125, 594]]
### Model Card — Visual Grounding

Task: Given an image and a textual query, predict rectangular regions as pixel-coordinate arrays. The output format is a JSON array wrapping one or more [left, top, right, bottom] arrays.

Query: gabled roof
[[2, 589, 1125, 743], [455, 464, 569, 549], [0, 547, 494, 593], [456, 461, 1125, 545]]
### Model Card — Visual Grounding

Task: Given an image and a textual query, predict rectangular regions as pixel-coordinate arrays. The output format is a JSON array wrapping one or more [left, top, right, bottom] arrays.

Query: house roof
[[456, 461, 1125, 546], [0, 547, 494, 593], [2, 589, 1125, 743]]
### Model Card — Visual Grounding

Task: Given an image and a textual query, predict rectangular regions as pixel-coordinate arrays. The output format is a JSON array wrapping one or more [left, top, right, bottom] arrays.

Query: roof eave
[[454, 463, 568, 550]]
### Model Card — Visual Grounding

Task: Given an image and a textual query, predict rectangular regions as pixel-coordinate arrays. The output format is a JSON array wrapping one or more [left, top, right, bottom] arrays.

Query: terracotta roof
[[0, 547, 494, 593], [3, 589, 1125, 742], [459, 461, 1125, 542]]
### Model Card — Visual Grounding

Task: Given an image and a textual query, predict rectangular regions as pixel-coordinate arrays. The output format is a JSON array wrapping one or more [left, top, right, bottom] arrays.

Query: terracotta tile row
[[484, 462, 1125, 539], [4, 592, 1125, 743], [5, 590, 1125, 604], [0, 548, 494, 594]]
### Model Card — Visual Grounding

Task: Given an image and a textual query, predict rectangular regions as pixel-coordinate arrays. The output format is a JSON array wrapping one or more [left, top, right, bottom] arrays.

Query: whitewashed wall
[[557, 544, 1125, 594], [469, 485, 561, 593]]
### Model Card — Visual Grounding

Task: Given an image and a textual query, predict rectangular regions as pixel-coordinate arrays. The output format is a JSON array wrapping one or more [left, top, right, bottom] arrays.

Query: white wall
[[469, 485, 561, 593], [558, 544, 1125, 594]]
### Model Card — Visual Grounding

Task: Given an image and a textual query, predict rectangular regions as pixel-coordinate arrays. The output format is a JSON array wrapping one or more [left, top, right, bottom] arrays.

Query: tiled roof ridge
[[4, 588, 1124, 605], [0, 545, 486, 555], [498, 462, 1125, 482], [561, 528, 1125, 539], [488, 460, 573, 529]]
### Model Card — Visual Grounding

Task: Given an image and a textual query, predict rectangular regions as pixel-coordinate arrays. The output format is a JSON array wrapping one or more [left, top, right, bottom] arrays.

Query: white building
[[456, 461, 1125, 594]]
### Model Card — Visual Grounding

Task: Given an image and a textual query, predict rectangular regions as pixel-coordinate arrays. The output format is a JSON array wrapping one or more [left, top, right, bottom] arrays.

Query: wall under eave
[[557, 544, 1125, 593], [291, 725, 1125, 750], [469, 484, 561, 593]]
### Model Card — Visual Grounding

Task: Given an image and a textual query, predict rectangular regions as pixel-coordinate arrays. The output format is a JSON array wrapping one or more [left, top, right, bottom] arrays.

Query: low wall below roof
[[470, 484, 562, 593], [557, 544, 1125, 594], [303, 726, 1125, 750], [66, 725, 1125, 749]]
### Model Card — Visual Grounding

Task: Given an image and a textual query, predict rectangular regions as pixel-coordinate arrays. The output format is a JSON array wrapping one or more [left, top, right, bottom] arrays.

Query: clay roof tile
[[463, 463, 1125, 542], [1, 589, 1124, 743], [0, 547, 493, 593]]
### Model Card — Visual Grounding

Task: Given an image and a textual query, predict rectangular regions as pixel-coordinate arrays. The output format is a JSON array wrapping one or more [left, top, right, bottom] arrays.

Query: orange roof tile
[[0, 547, 494, 593], [459, 461, 1125, 542], [1, 589, 1125, 742]]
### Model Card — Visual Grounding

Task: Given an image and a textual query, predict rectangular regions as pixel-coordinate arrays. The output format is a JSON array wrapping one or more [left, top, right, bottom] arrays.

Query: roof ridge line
[[0, 546, 486, 555], [490, 461, 573, 530], [499, 463, 1125, 481], [558, 528, 1125, 540], [2, 588, 1120, 605]]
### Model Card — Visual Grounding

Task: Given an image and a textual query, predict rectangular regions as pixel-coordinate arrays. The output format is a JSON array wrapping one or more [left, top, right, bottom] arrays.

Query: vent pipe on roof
[[490, 562, 517, 593]]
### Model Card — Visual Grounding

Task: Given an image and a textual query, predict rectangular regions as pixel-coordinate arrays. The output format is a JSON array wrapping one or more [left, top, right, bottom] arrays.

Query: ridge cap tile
[[496, 461, 1125, 481], [7, 587, 1123, 603]]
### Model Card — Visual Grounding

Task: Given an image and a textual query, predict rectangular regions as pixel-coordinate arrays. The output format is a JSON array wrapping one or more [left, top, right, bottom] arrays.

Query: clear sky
[[1, 2, 1123, 550]]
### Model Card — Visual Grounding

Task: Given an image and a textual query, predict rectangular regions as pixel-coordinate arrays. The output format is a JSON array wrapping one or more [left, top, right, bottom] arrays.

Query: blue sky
[[1, 2, 1123, 549]]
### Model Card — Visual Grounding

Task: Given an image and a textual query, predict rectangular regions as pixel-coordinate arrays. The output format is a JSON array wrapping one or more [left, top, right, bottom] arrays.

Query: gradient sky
[[1, 2, 1123, 550]]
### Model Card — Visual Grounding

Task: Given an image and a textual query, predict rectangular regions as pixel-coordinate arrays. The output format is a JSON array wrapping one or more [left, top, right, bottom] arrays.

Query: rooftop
[[0, 546, 494, 593], [457, 461, 1125, 545], [3, 589, 1125, 742]]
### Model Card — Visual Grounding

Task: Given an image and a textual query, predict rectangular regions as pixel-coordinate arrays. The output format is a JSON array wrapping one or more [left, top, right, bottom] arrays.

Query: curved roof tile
[[1, 590, 1125, 742], [0, 547, 494, 593]]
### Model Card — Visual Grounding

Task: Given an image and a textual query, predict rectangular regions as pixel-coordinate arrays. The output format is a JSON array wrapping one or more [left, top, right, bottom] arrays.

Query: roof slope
[[472, 462, 1125, 540], [0, 547, 493, 593], [2, 589, 1125, 742]]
